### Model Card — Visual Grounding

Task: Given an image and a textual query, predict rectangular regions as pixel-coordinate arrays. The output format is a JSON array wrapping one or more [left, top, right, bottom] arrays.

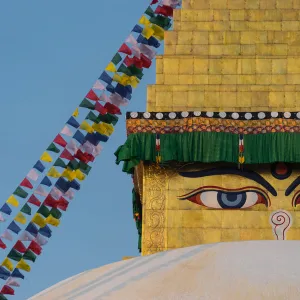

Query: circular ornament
[[130, 112, 138, 118]]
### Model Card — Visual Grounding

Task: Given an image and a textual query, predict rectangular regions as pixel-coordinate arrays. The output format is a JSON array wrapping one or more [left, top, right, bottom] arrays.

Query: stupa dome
[[30, 241, 300, 300]]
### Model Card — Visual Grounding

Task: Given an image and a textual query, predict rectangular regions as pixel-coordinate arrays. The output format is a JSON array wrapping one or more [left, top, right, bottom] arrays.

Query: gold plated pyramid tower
[[148, 0, 300, 113]]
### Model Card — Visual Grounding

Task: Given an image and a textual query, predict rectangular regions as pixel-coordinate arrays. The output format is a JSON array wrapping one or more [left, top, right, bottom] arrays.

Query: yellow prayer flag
[[40, 152, 52, 163], [129, 76, 139, 88], [45, 215, 60, 227], [72, 108, 79, 117], [32, 213, 46, 228], [75, 169, 86, 181], [119, 74, 130, 85], [2, 258, 14, 271], [142, 26, 155, 39], [139, 15, 150, 25], [79, 121, 94, 133], [62, 169, 77, 181], [16, 259, 31, 272], [112, 73, 122, 84], [105, 62, 117, 73], [47, 167, 61, 178], [6, 195, 19, 207], [102, 123, 114, 136], [92, 123, 114, 136], [14, 212, 26, 225], [151, 24, 165, 40]]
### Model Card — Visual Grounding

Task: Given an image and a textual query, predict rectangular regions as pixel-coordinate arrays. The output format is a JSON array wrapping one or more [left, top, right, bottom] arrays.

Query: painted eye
[[178, 188, 269, 209]]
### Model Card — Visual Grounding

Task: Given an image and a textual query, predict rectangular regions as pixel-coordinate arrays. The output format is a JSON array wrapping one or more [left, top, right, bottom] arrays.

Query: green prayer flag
[[117, 64, 132, 76], [54, 158, 67, 168], [149, 15, 171, 29], [79, 162, 92, 175], [37, 205, 50, 218], [8, 249, 22, 262], [13, 187, 28, 199], [47, 143, 60, 153], [86, 111, 98, 123], [50, 208, 62, 219], [68, 160, 79, 170], [23, 250, 37, 262], [0, 294, 8, 300], [21, 203, 31, 215], [79, 99, 96, 110], [145, 6, 155, 17], [97, 113, 119, 125], [128, 65, 144, 79], [111, 53, 122, 65]]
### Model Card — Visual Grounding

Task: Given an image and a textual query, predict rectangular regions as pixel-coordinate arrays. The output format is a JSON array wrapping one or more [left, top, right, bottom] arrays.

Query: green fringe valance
[[115, 132, 239, 173], [115, 132, 300, 173]]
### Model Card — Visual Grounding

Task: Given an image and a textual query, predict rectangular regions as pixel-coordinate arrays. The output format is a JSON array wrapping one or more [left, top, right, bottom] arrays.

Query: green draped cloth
[[115, 132, 300, 173]]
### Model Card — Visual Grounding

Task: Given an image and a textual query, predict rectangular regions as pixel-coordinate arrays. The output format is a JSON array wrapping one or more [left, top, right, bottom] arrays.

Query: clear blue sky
[[0, 1, 157, 298]]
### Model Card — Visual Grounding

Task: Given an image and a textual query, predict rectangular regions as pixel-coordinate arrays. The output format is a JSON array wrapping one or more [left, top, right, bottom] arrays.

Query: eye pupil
[[217, 192, 246, 208]]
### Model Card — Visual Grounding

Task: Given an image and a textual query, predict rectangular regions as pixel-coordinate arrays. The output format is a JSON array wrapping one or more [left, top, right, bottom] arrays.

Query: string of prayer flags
[[0, 1, 183, 296]]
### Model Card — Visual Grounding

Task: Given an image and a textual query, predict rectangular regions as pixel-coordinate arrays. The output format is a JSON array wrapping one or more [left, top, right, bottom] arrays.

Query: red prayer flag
[[14, 241, 26, 253], [28, 241, 42, 255], [44, 195, 58, 208], [58, 197, 69, 211], [86, 89, 99, 101], [0, 238, 6, 249], [20, 178, 33, 189], [95, 102, 108, 115], [28, 195, 41, 207], [151, 0, 159, 4], [1, 285, 14, 295], [104, 103, 121, 115], [155, 5, 173, 17], [141, 54, 152, 68], [54, 134, 67, 147], [132, 57, 143, 69], [124, 56, 134, 67], [60, 149, 74, 161], [118, 43, 132, 55], [74, 150, 95, 163]]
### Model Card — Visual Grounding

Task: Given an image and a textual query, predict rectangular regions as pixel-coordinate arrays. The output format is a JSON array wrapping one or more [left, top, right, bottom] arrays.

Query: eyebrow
[[285, 177, 300, 196], [179, 167, 277, 196]]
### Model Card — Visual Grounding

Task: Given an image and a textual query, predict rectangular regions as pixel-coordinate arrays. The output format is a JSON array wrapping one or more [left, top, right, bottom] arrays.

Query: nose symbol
[[270, 210, 292, 240]]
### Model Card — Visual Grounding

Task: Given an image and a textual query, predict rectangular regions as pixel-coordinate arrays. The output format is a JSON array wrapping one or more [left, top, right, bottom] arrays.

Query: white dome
[[30, 241, 300, 300]]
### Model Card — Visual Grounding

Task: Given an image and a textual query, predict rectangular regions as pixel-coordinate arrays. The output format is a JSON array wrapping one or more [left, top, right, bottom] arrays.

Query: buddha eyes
[[178, 187, 269, 209]]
